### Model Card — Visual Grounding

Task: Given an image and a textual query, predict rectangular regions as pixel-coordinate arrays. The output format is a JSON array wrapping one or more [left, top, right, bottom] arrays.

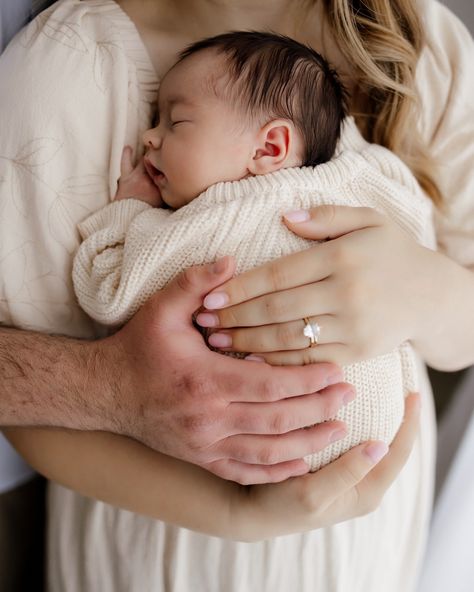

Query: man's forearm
[[0, 326, 118, 430]]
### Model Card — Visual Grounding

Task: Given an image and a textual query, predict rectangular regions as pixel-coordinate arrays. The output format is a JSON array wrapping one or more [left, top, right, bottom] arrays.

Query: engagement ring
[[303, 317, 321, 347]]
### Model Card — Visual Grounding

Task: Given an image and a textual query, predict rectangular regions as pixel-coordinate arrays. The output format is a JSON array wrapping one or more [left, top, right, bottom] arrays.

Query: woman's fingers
[[207, 315, 340, 352], [204, 282, 333, 328], [283, 205, 384, 240], [229, 394, 419, 537], [327, 392, 421, 517], [307, 440, 389, 514], [229, 383, 355, 435], [202, 246, 332, 309], [201, 207, 386, 311], [252, 344, 349, 367], [292, 393, 419, 524], [356, 392, 421, 494]]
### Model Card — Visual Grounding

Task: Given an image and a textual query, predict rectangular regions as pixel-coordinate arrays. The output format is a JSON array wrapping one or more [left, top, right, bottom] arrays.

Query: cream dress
[[0, 1, 472, 590]]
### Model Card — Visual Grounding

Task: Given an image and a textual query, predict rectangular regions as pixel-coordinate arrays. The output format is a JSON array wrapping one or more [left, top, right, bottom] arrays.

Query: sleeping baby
[[73, 30, 434, 472]]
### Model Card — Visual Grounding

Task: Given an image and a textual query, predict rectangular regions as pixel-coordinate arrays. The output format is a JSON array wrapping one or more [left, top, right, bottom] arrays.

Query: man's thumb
[[160, 256, 236, 318]]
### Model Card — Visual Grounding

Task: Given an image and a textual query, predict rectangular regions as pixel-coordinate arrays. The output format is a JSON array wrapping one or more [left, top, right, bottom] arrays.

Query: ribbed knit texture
[[73, 118, 435, 471]]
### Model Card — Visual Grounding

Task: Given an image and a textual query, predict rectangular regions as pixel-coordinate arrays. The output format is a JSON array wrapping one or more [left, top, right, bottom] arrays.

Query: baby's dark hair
[[177, 31, 348, 166]]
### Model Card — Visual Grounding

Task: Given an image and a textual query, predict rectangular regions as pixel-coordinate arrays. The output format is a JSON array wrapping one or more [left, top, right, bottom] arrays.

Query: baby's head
[[143, 31, 347, 208]]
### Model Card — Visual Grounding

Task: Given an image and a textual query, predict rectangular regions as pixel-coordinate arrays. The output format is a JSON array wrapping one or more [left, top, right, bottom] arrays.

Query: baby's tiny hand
[[115, 146, 163, 207]]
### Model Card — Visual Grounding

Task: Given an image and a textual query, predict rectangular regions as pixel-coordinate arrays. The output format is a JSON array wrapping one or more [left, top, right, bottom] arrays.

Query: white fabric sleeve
[[417, 1, 474, 268]]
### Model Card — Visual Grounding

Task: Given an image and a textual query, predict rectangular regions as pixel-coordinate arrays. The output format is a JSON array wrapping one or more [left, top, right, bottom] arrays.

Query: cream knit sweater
[[73, 118, 435, 471]]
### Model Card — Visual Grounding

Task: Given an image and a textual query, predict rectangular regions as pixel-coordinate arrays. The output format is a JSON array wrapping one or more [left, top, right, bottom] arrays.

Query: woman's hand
[[196, 205, 436, 366], [232, 393, 420, 542]]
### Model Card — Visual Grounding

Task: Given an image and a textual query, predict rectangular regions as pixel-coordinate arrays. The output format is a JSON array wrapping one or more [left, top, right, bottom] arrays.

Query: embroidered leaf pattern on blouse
[[49, 175, 109, 254]]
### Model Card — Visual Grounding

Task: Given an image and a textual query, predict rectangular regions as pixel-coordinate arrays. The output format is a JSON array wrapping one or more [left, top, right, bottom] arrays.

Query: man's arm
[[1, 258, 352, 484], [0, 327, 117, 431]]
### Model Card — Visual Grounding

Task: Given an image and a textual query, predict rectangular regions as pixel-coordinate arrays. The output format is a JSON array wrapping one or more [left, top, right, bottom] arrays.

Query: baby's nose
[[142, 127, 161, 150]]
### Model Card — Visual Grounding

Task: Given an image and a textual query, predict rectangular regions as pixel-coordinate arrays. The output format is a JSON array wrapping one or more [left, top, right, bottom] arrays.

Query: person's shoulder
[[416, 1, 474, 141], [0, 0, 141, 102], [5, 0, 125, 57]]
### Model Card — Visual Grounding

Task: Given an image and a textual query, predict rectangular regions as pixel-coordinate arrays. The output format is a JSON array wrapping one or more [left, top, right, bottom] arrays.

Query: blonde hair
[[322, 0, 442, 205]]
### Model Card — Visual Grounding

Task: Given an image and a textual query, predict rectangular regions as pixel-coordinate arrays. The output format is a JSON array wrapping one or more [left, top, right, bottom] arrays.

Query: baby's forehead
[[158, 50, 228, 107]]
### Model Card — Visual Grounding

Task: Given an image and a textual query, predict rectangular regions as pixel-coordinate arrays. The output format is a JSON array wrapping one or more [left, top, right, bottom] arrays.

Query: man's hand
[[115, 146, 163, 207], [100, 256, 354, 484], [0, 256, 352, 486]]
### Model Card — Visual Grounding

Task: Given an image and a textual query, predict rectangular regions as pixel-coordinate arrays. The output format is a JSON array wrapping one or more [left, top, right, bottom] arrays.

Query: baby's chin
[[163, 190, 198, 209]]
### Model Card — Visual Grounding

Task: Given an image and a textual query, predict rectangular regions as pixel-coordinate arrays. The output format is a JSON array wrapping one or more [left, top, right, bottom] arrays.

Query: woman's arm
[[4, 394, 419, 541]]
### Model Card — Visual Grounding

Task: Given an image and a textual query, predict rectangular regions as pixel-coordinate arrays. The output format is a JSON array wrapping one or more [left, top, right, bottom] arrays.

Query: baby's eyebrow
[[154, 94, 195, 124], [163, 94, 195, 109]]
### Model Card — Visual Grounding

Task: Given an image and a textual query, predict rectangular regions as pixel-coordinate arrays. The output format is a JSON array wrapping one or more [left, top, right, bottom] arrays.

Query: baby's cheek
[[183, 156, 217, 196]]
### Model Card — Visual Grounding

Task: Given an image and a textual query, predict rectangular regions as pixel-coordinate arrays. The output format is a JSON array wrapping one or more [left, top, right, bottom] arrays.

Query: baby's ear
[[247, 119, 294, 175]]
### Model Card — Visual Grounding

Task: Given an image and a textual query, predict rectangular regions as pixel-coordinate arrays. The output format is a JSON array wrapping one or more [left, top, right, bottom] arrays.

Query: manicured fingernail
[[329, 428, 347, 443], [195, 313, 219, 327], [343, 388, 356, 405], [364, 442, 389, 464], [208, 332, 232, 348], [211, 256, 228, 274], [203, 292, 229, 309], [283, 209, 310, 223], [245, 355, 265, 362]]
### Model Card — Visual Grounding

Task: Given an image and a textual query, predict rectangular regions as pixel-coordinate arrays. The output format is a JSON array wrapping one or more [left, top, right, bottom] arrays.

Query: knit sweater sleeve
[[73, 192, 256, 326], [74, 199, 180, 325], [417, 1, 474, 267]]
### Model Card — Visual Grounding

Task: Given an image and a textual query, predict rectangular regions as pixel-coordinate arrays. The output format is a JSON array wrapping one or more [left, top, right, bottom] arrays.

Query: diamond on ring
[[303, 317, 321, 347]]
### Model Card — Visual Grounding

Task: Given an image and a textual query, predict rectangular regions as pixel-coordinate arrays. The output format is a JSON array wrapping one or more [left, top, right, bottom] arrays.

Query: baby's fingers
[[120, 145, 134, 176]]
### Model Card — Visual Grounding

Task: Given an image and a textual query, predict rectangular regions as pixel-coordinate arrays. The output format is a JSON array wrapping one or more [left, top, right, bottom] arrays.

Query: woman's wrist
[[410, 248, 474, 370]]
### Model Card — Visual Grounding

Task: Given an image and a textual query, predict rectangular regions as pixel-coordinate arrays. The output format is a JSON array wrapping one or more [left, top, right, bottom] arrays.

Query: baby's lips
[[144, 155, 164, 182], [143, 156, 154, 179]]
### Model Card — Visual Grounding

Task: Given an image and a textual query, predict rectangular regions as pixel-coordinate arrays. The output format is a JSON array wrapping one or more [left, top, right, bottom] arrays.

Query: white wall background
[[443, 0, 474, 32]]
